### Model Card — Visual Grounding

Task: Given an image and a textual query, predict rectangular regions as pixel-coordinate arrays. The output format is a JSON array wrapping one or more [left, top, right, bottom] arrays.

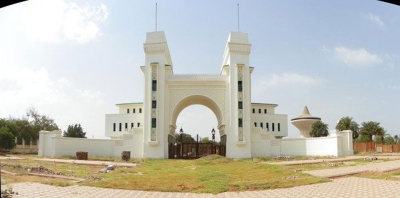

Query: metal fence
[[168, 143, 226, 159]]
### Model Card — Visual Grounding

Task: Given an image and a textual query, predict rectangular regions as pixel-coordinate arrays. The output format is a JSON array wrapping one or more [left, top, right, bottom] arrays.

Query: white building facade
[[38, 31, 353, 158], [103, 31, 289, 158]]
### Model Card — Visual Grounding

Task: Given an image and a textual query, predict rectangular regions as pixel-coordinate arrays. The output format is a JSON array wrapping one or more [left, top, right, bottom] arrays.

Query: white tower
[[221, 32, 253, 158], [141, 31, 172, 158]]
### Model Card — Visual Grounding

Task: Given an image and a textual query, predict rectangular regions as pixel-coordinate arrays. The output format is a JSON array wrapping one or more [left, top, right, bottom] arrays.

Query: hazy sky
[[0, 0, 399, 141]]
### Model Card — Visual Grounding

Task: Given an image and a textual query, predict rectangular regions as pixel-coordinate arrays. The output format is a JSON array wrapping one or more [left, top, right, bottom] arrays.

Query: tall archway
[[169, 95, 224, 139], [176, 105, 220, 142]]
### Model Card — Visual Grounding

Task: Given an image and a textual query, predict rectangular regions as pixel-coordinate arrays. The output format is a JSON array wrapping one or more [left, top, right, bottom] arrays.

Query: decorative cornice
[[228, 43, 251, 54], [143, 43, 168, 53]]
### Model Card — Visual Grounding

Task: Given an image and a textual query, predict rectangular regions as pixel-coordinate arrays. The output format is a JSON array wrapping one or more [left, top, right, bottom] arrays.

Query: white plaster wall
[[250, 129, 274, 157], [250, 129, 353, 157], [38, 130, 61, 156], [39, 130, 144, 158], [343, 130, 354, 155], [54, 138, 115, 156], [251, 114, 288, 138], [251, 104, 276, 114], [117, 104, 143, 114], [105, 114, 143, 137]]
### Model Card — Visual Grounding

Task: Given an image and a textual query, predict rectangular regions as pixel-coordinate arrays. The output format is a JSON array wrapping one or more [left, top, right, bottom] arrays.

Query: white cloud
[[259, 73, 324, 88], [368, 13, 385, 27], [0, 64, 70, 117], [334, 46, 382, 67], [77, 90, 104, 105], [21, 0, 108, 44]]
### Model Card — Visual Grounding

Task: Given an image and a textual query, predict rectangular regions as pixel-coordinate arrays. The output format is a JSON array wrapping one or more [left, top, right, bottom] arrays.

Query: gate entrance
[[168, 142, 226, 159]]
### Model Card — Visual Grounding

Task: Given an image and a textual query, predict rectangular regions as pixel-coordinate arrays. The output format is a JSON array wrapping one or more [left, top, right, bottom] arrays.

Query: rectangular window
[[131, 123, 134, 128], [272, 123, 275, 131], [133, 108, 136, 113], [238, 118, 242, 127], [238, 81, 242, 92], [238, 101, 242, 109], [137, 123, 140, 127], [139, 108, 142, 113], [278, 123, 281, 131], [254, 122, 257, 127], [264, 109, 267, 114], [152, 118, 156, 128], [261, 122, 263, 129], [152, 80, 157, 91], [119, 123, 122, 131], [266, 123, 269, 131], [125, 123, 128, 130], [258, 109, 261, 113], [113, 123, 116, 131], [252, 108, 255, 113], [152, 100, 157, 109], [127, 109, 130, 114]]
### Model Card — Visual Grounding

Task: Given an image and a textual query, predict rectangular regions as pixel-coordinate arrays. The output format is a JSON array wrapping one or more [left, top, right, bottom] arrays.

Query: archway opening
[[176, 104, 220, 142]]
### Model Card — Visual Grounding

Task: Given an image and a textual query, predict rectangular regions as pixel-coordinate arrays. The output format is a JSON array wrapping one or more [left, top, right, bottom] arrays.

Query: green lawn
[[83, 155, 329, 194], [1, 155, 330, 194]]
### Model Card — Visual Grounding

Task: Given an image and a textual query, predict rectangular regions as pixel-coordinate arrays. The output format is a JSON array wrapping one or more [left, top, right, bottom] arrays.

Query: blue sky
[[0, 0, 399, 141]]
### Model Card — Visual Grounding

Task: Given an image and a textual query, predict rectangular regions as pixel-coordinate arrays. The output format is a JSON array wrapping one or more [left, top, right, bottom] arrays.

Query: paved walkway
[[304, 159, 400, 178], [2, 177, 400, 197], [263, 155, 400, 166]]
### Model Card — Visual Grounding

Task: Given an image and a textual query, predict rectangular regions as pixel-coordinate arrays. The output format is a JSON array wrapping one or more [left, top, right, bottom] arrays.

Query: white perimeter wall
[[38, 130, 144, 158], [39, 129, 353, 158], [251, 128, 353, 157]]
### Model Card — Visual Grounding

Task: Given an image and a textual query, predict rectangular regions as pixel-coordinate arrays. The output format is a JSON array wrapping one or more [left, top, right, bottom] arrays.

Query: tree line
[[0, 107, 86, 151], [309, 116, 397, 144]]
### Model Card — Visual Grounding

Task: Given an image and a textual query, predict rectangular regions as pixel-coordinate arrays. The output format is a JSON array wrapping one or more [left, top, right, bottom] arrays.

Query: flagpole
[[237, 4, 240, 32], [155, 3, 158, 31]]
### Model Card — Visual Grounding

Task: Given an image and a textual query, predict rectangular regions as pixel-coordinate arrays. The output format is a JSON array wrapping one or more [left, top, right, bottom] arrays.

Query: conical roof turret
[[300, 106, 312, 117], [291, 106, 322, 138], [291, 106, 321, 121]]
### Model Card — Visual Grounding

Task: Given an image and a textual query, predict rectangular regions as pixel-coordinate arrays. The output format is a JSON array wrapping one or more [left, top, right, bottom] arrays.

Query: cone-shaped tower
[[291, 106, 321, 138]]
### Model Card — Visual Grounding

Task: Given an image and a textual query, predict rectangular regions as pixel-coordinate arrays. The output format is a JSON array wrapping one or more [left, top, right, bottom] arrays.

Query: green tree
[[355, 134, 372, 142], [63, 124, 86, 138], [200, 137, 213, 143], [7, 118, 34, 144], [359, 121, 384, 143], [335, 116, 359, 139], [384, 135, 395, 145], [174, 133, 195, 143], [0, 127, 16, 150], [309, 120, 329, 137], [26, 107, 59, 132], [394, 135, 398, 144]]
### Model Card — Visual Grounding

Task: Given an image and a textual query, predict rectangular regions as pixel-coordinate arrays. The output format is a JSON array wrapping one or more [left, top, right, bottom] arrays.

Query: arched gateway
[[38, 31, 353, 159], [104, 31, 289, 158]]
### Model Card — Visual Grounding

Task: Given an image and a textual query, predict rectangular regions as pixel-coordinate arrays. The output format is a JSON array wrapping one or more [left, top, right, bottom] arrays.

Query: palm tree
[[309, 120, 329, 137], [359, 121, 384, 142], [335, 116, 359, 139]]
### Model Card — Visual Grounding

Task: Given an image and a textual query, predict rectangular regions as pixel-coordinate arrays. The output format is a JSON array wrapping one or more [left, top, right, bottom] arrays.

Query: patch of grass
[[2, 155, 331, 194], [1, 174, 75, 187], [354, 169, 400, 181]]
